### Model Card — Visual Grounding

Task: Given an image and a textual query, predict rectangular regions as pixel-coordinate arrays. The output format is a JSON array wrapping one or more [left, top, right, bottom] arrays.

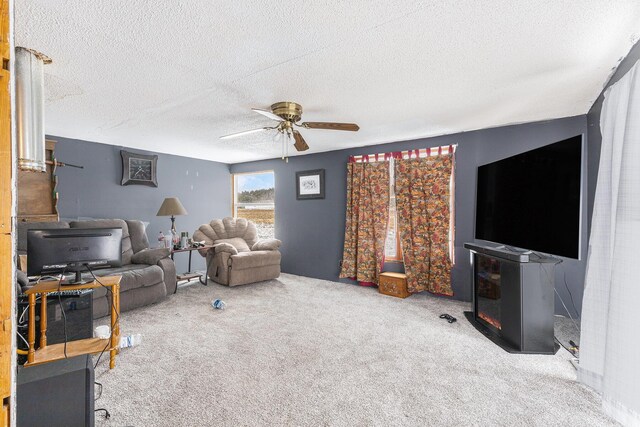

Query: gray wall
[[50, 136, 231, 274], [230, 116, 588, 316], [50, 114, 590, 316], [587, 40, 640, 234]]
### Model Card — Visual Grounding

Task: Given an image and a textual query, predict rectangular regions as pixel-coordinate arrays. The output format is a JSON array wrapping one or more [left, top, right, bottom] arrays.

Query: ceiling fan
[[220, 102, 359, 158]]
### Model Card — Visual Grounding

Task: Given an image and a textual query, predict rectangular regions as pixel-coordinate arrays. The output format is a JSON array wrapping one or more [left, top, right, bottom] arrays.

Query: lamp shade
[[156, 197, 188, 216]]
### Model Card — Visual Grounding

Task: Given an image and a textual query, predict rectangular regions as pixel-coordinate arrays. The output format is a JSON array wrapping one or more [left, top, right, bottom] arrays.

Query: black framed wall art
[[121, 150, 158, 187], [296, 169, 325, 200]]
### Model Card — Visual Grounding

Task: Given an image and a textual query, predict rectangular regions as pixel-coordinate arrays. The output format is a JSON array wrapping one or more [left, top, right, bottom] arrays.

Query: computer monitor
[[27, 228, 123, 284]]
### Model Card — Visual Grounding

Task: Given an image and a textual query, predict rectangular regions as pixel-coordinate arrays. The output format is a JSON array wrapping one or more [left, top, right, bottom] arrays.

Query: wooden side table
[[24, 275, 121, 369], [170, 245, 215, 290]]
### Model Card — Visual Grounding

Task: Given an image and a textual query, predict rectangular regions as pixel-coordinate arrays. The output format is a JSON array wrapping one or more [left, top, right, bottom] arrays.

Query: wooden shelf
[[25, 275, 121, 295], [25, 337, 113, 367], [177, 272, 201, 281], [25, 275, 122, 369], [17, 214, 59, 223]]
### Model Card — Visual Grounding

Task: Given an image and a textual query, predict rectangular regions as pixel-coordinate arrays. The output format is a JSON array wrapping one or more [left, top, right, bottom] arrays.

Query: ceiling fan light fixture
[[220, 101, 359, 155], [270, 101, 303, 122]]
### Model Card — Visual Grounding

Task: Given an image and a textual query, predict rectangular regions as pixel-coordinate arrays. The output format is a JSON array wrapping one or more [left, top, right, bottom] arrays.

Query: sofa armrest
[[131, 248, 171, 265], [206, 251, 231, 284], [157, 257, 177, 294], [16, 270, 28, 295], [251, 239, 281, 251], [213, 242, 238, 255]]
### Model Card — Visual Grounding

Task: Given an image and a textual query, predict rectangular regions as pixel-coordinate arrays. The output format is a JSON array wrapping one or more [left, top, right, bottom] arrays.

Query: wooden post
[[39, 295, 47, 348], [109, 286, 118, 369], [114, 284, 120, 355], [0, 0, 13, 420], [27, 294, 36, 364]]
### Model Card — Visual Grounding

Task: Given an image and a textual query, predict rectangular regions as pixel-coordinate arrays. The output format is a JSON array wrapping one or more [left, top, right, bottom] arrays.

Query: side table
[[24, 275, 121, 369], [170, 245, 215, 291]]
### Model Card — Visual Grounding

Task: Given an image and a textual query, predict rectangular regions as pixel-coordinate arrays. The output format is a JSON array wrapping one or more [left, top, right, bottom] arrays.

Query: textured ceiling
[[15, 1, 640, 163]]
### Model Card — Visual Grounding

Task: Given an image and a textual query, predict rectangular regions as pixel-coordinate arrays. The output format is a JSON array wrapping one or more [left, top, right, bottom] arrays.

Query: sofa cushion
[[89, 264, 164, 296], [70, 219, 133, 265], [229, 250, 281, 270], [93, 281, 166, 319], [131, 248, 170, 265], [214, 237, 251, 253], [252, 238, 282, 251], [126, 220, 150, 253], [17, 221, 70, 253]]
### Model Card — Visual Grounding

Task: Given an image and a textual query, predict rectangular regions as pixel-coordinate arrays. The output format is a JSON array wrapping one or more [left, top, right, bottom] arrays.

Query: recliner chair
[[193, 217, 281, 286]]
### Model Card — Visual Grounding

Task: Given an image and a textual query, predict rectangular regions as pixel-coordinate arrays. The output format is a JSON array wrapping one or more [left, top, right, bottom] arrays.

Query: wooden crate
[[378, 272, 411, 298]]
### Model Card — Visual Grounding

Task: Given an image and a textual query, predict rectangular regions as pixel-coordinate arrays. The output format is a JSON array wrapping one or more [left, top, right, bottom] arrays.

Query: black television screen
[[27, 227, 123, 284], [475, 135, 582, 259]]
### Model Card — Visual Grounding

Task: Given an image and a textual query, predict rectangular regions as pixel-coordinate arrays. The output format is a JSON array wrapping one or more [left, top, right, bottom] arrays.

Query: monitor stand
[[63, 269, 90, 286]]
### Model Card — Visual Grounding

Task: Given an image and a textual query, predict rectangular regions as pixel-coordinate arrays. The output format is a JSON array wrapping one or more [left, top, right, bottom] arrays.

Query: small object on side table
[[378, 272, 411, 298]]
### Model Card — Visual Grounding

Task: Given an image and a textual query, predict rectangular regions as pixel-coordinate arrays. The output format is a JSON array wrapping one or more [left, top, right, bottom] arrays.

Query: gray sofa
[[18, 219, 176, 318], [193, 217, 281, 286]]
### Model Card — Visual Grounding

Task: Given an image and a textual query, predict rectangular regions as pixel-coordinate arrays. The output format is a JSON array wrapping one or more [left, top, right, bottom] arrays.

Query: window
[[232, 171, 275, 239], [385, 159, 403, 261]]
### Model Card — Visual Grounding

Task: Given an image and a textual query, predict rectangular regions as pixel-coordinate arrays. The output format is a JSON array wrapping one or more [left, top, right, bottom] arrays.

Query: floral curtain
[[395, 154, 453, 295], [339, 161, 390, 285]]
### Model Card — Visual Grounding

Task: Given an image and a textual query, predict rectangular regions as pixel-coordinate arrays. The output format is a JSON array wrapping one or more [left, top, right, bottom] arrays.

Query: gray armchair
[[193, 217, 281, 286]]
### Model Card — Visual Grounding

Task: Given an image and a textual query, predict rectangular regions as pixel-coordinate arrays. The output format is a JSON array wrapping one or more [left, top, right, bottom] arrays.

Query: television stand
[[464, 243, 559, 354], [24, 275, 122, 369], [463, 312, 560, 354]]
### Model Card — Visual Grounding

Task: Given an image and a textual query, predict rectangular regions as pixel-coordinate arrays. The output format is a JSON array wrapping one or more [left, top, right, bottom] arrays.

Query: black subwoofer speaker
[[17, 355, 95, 427]]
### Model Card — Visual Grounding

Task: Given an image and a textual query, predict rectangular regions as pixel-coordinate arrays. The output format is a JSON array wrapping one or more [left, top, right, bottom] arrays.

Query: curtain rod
[[348, 144, 457, 163]]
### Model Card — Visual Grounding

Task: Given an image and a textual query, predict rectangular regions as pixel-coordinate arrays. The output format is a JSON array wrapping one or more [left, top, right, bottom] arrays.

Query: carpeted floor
[[94, 274, 614, 426]]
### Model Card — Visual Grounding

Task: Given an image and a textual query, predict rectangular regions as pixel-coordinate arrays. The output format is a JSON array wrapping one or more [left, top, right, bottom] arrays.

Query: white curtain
[[579, 61, 640, 426]]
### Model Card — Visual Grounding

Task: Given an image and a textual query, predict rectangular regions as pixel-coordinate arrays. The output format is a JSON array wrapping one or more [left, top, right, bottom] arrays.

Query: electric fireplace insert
[[464, 243, 559, 354]]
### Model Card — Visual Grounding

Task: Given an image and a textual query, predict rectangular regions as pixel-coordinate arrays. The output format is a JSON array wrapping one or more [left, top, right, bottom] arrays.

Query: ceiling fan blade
[[219, 127, 273, 140], [300, 122, 359, 131], [292, 130, 309, 152], [252, 108, 284, 122]]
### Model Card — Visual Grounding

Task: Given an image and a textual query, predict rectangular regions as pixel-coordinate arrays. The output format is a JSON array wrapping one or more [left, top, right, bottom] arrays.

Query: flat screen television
[[27, 228, 123, 284], [475, 135, 582, 259]]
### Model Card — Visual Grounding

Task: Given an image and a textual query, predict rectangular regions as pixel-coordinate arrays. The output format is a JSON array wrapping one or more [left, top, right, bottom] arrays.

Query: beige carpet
[[94, 273, 614, 426]]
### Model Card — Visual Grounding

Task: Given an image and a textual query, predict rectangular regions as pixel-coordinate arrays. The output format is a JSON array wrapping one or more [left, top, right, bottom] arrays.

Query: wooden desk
[[24, 275, 121, 369]]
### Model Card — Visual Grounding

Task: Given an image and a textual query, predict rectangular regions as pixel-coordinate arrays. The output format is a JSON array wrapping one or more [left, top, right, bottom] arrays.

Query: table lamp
[[156, 197, 188, 232]]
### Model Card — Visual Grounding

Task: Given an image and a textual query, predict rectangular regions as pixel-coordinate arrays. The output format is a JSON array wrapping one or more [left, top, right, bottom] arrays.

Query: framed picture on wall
[[121, 150, 158, 187], [296, 169, 325, 200]]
